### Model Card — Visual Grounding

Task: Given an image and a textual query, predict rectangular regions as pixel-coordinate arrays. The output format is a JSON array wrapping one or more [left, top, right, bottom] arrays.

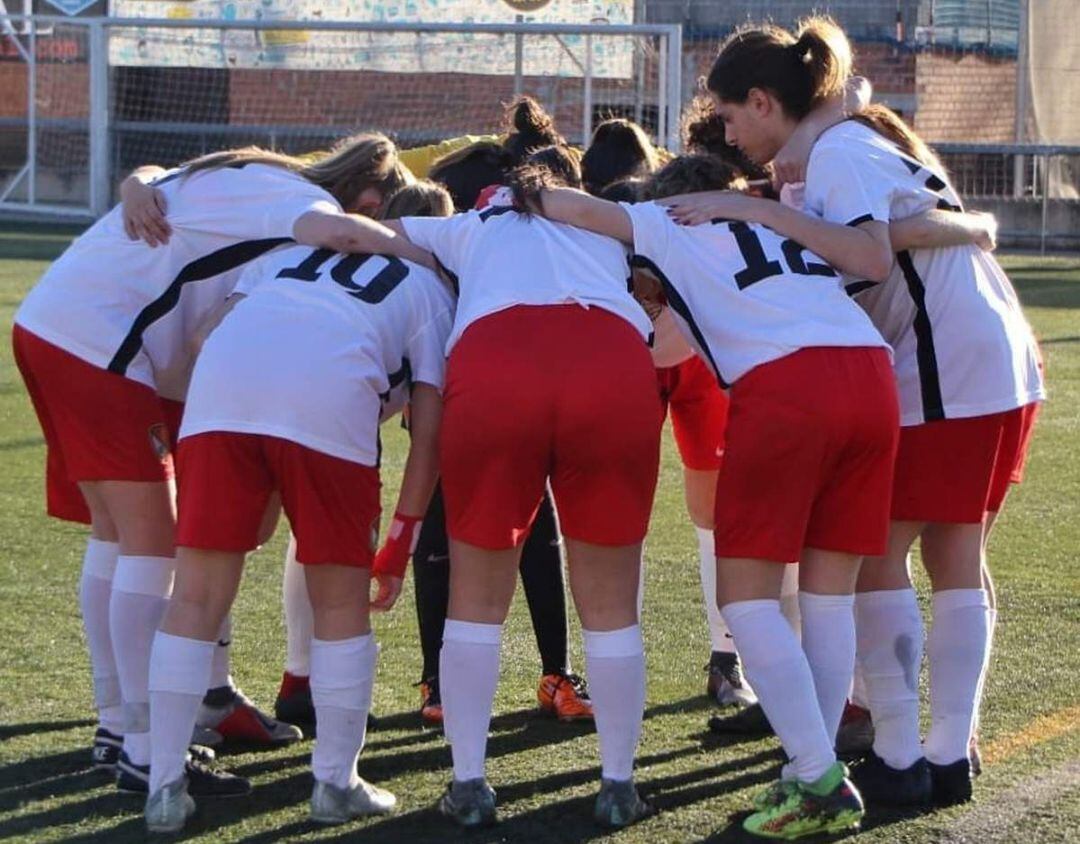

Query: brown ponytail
[[181, 132, 409, 209], [506, 144, 582, 213], [502, 96, 566, 165], [706, 16, 851, 118]]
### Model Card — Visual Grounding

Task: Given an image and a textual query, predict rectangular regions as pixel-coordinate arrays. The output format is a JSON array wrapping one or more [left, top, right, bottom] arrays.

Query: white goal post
[[0, 14, 683, 220]]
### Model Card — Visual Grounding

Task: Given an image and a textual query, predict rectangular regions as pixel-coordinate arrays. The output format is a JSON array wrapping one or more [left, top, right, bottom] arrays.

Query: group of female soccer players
[[13, 15, 1044, 840]]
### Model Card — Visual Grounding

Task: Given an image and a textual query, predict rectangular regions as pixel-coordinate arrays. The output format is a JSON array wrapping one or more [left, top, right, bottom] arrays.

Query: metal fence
[[0, 15, 682, 218], [935, 144, 1080, 251]]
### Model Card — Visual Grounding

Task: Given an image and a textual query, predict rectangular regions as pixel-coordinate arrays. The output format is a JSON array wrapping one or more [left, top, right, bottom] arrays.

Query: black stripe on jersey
[[478, 205, 515, 222], [845, 280, 878, 297], [901, 158, 922, 176], [433, 255, 459, 297], [896, 249, 946, 422], [630, 255, 728, 388], [150, 169, 185, 187], [107, 237, 292, 375], [380, 358, 413, 402], [846, 213, 876, 228], [936, 197, 964, 212], [924, 173, 947, 192]]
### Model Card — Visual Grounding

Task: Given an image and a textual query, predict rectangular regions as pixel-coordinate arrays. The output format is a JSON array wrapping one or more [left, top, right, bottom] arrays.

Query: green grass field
[[0, 225, 1077, 843]]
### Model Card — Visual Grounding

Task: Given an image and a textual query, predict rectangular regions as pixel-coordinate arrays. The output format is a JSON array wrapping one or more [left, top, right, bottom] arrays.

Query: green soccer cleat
[[743, 762, 864, 840], [751, 777, 799, 811]]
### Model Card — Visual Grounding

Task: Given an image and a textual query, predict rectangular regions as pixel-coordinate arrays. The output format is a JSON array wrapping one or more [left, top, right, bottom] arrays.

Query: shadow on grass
[[0, 718, 94, 742], [1012, 276, 1080, 309]]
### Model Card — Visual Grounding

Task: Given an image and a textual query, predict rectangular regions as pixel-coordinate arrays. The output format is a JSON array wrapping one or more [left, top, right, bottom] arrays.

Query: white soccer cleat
[[145, 777, 196, 834], [310, 777, 397, 824]]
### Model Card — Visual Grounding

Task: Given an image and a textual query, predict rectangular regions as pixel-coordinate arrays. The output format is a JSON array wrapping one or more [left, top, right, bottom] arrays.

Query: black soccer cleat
[[850, 751, 932, 807], [929, 757, 974, 807], [116, 748, 248, 797], [91, 727, 123, 771]]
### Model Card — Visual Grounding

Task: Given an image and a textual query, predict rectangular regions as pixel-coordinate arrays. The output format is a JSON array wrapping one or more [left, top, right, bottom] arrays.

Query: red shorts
[[656, 354, 729, 471], [891, 402, 1040, 523], [176, 432, 380, 566], [12, 324, 180, 524], [441, 305, 662, 549], [714, 347, 899, 563]]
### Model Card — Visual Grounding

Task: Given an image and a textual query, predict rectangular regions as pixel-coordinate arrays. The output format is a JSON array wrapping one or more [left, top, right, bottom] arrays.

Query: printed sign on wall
[[108, 0, 634, 77]]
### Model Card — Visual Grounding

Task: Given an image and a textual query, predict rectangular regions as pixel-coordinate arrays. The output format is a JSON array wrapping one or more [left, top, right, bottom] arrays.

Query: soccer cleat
[[310, 777, 397, 824], [929, 757, 973, 806], [145, 777, 196, 834], [537, 672, 594, 722], [849, 751, 931, 806], [594, 778, 653, 828], [274, 672, 315, 734], [835, 701, 874, 758], [743, 762, 864, 840], [194, 685, 303, 748], [438, 778, 497, 828], [419, 677, 443, 726], [706, 651, 758, 708], [708, 702, 772, 736], [91, 727, 123, 771], [751, 778, 799, 811], [117, 749, 249, 797]]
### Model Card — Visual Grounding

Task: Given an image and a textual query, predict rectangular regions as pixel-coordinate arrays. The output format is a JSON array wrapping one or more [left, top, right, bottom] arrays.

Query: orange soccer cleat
[[419, 677, 443, 727], [537, 672, 594, 722]]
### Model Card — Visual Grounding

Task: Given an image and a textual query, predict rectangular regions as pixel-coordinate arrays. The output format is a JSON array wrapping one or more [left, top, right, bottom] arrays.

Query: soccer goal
[[0, 12, 683, 220]]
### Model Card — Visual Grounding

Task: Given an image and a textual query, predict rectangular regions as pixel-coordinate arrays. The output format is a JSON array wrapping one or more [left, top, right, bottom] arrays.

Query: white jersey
[[14, 164, 339, 400], [650, 307, 695, 369], [400, 205, 652, 353], [180, 244, 455, 467], [805, 120, 1045, 425], [624, 202, 888, 386]]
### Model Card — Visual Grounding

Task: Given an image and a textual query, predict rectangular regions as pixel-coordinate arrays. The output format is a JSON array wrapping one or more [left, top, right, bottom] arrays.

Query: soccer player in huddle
[[13, 134, 409, 793], [142, 182, 455, 832], [664, 15, 1043, 814]]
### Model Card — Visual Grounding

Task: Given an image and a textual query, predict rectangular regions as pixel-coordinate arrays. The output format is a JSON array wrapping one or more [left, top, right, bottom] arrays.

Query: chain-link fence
[[0, 15, 681, 217], [1, 2, 1077, 247]]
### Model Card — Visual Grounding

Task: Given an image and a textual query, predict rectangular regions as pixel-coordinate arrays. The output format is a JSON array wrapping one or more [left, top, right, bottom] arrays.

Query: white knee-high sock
[[207, 615, 233, 691], [79, 538, 122, 734], [722, 599, 836, 783], [583, 625, 646, 782], [855, 589, 924, 769], [799, 592, 857, 746], [925, 589, 991, 765], [111, 555, 174, 766], [283, 536, 313, 677], [440, 620, 502, 782], [696, 528, 734, 653], [972, 606, 997, 739], [310, 635, 377, 790], [148, 632, 214, 793], [780, 563, 801, 638], [636, 556, 646, 622]]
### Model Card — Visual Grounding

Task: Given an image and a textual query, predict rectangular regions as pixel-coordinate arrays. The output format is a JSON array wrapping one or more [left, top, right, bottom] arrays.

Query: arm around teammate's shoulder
[[292, 210, 436, 270], [535, 188, 634, 243]]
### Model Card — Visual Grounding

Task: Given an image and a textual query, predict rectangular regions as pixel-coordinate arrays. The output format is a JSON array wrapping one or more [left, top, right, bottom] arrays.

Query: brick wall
[[914, 50, 1017, 142]]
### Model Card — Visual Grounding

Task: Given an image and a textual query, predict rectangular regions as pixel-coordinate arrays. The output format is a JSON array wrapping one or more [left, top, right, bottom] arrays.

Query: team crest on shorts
[[147, 423, 173, 467]]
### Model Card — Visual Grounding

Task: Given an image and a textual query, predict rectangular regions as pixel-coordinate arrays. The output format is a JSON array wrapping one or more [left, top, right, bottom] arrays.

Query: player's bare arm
[[119, 165, 170, 247], [535, 187, 634, 243], [661, 191, 894, 282], [772, 76, 872, 187], [292, 210, 436, 270], [889, 209, 998, 253], [371, 382, 442, 612]]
